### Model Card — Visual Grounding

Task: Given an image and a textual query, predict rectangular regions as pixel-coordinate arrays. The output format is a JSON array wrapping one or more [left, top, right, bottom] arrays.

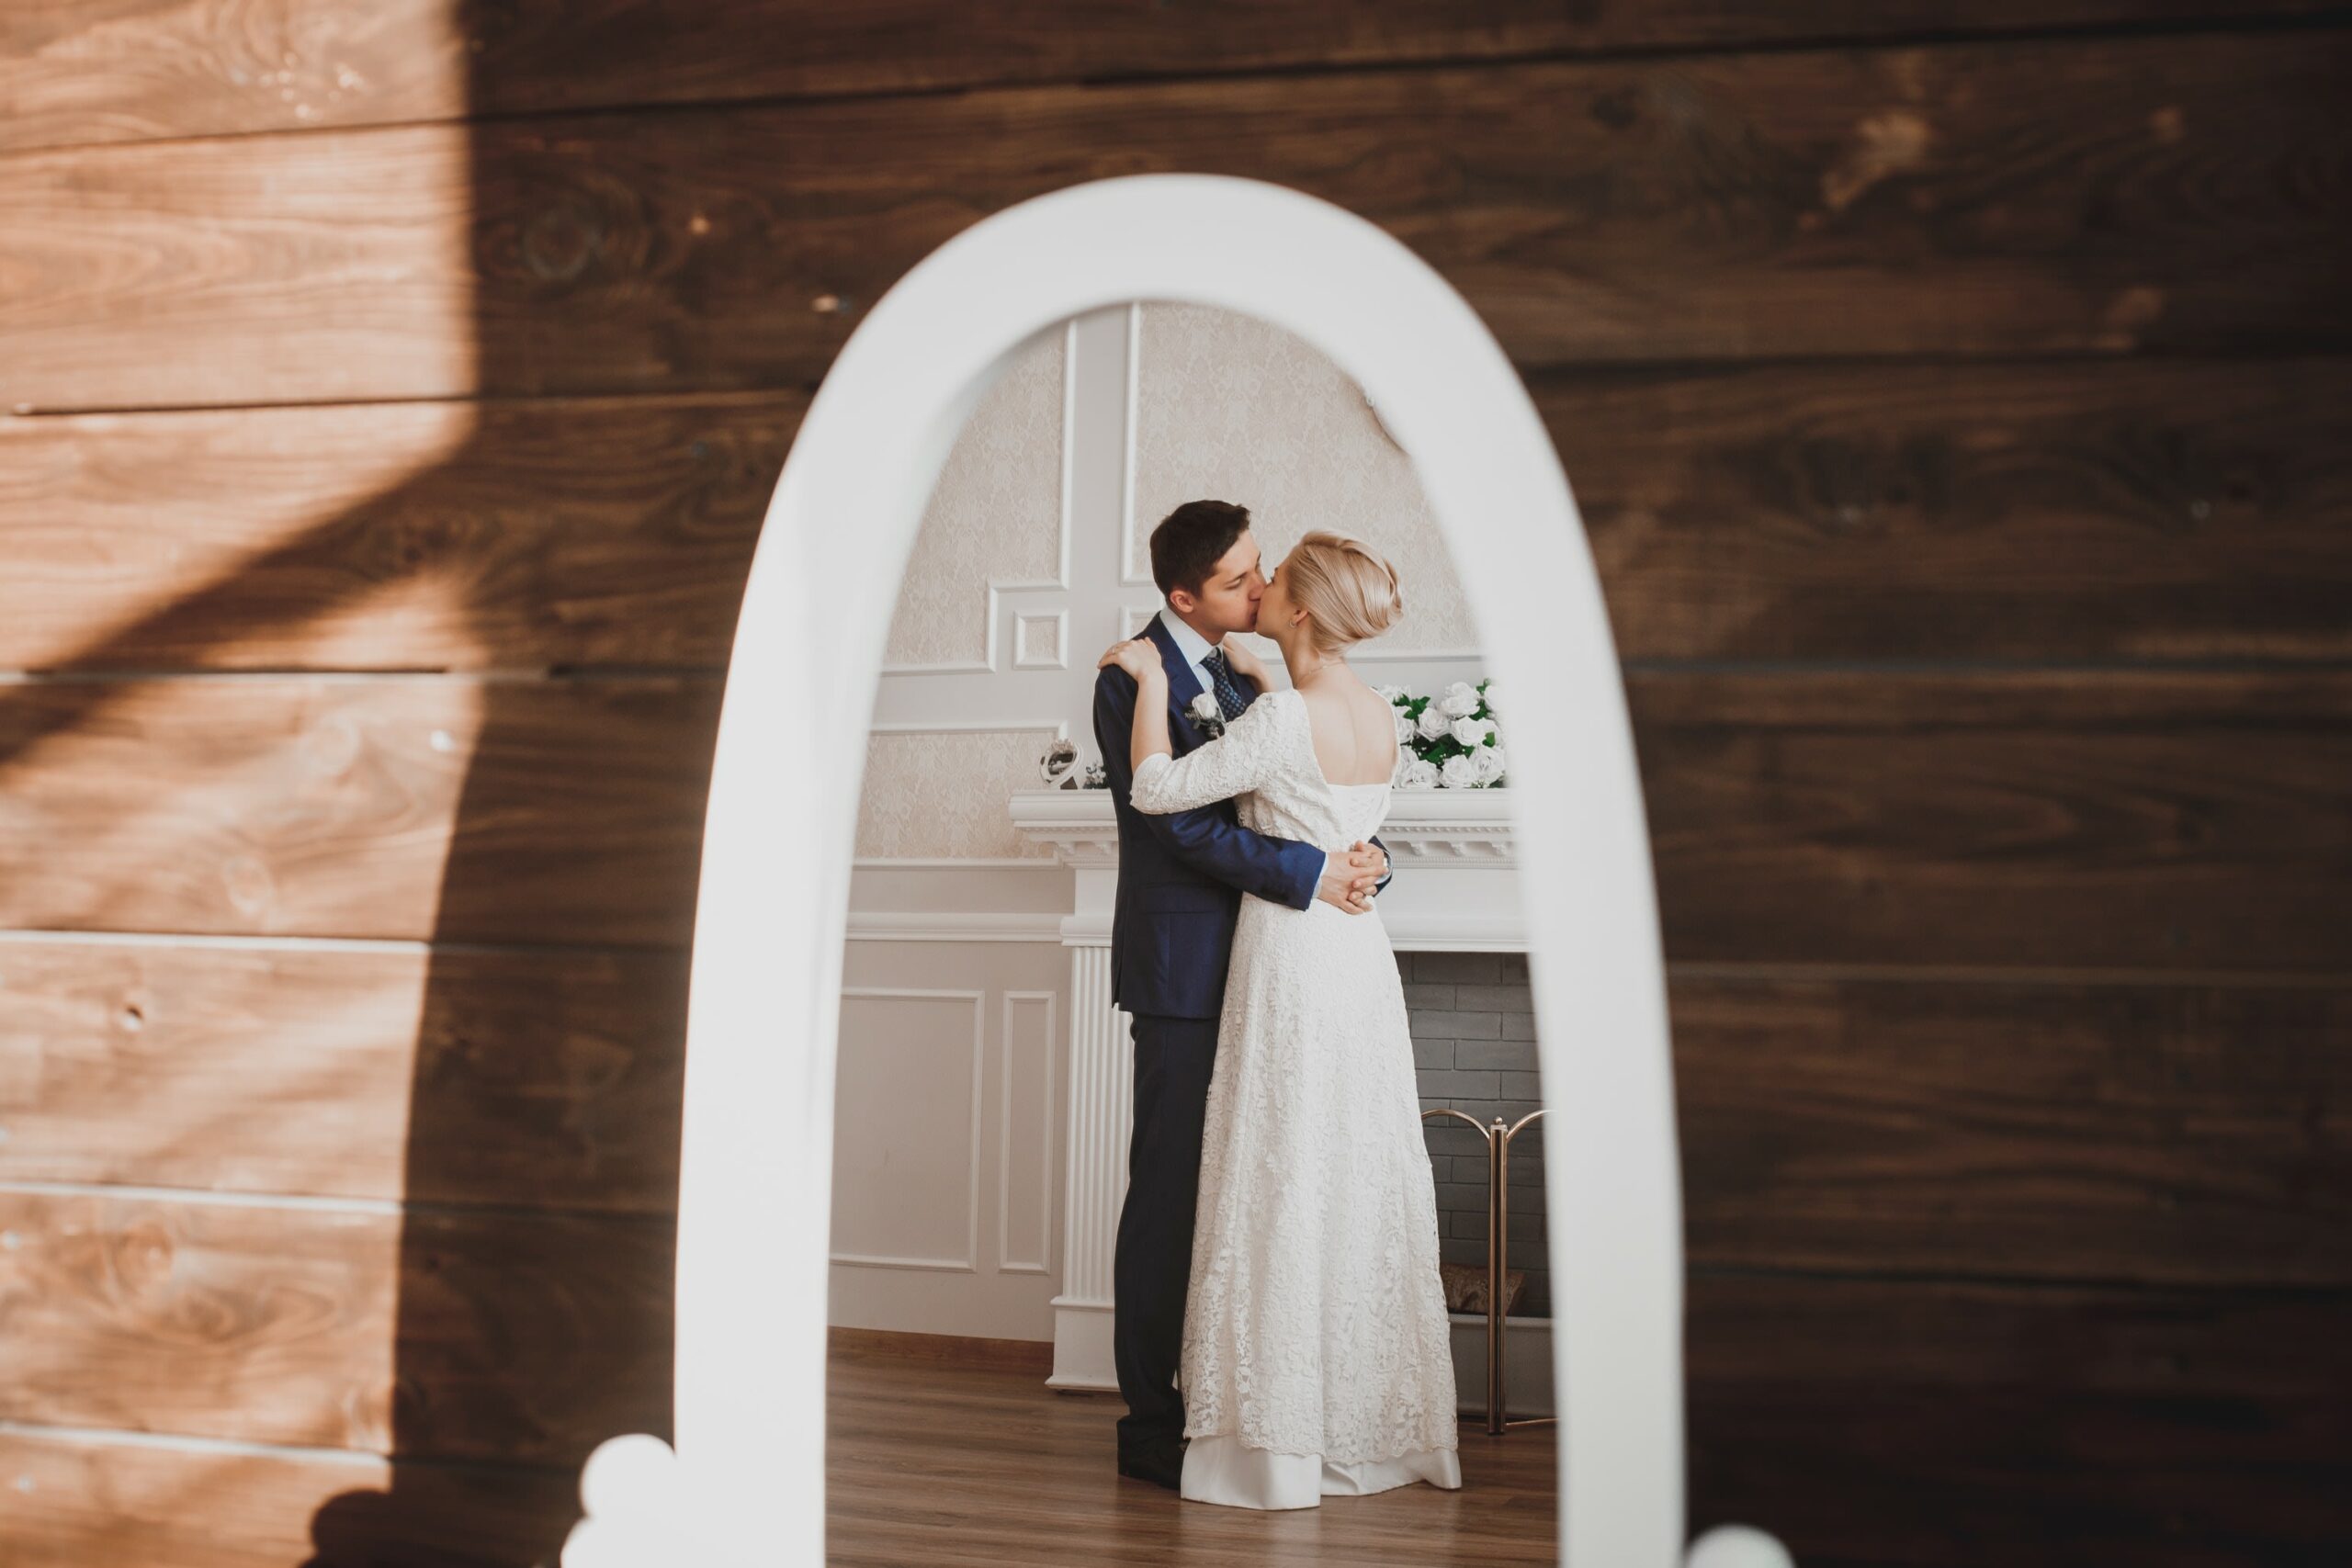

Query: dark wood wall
[[3, 4, 2346, 1564]]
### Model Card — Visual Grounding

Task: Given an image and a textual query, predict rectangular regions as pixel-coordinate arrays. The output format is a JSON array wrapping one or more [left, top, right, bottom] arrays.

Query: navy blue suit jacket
[[1092, 615, 1391, 1020]]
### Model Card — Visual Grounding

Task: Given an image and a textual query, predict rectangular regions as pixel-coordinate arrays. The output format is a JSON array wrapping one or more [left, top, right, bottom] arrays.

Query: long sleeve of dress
[[1092, 672, 1323, 913], [1130, 689, 1295, 816]]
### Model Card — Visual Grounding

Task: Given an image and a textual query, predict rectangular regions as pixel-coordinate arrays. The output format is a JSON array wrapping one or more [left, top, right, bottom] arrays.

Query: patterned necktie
[[1199, 646, 1249, 721]]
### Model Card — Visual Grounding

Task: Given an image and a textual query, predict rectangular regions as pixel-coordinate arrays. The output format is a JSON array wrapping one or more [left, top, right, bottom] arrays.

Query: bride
[[1097, 530, 1461, 1510]]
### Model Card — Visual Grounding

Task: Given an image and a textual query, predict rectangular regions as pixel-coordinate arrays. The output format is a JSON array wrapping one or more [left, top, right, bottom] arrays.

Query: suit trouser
[[1112, 1010, 1221, 1456]]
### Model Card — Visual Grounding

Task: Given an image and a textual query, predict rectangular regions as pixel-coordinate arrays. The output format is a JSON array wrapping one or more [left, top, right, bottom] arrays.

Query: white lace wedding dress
[[1130, 685, 1462, 1510]]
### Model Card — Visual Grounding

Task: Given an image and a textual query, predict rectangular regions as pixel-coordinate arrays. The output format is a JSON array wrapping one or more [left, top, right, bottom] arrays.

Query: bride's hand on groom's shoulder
[[1097, 637, 1161, 682]]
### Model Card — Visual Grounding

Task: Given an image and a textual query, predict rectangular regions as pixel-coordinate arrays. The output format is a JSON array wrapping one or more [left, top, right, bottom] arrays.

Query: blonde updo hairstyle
[[1282, 530, 1404, 653]]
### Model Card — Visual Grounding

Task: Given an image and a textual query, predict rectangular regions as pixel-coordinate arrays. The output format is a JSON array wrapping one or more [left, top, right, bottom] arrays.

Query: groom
[[1092, 499, 1392, 1489]]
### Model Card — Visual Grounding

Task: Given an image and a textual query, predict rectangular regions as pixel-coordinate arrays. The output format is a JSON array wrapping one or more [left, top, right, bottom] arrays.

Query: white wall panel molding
[[1118, 301, 1155, 588], [829, 987, 985, 1273], [1012, 608, 1068, 670], [827, 939, 1071, 1345], [997, 990, 1058, 1277], [843, 912, 1066, 943], [865, 718, 1068, 735], [882, 320, 1073, 674]]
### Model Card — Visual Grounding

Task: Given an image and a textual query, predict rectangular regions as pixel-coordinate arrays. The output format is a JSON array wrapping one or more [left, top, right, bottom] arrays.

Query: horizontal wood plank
[[0, 674, 717, 945], [0, 1428, 582, 1568], [1636, 669, 2352, 973], [4, 940, 2340, 1294], [4, 30, 2346, 409], [9, 359, 2348, 671], [1687, 1271, 2352, 1566], [0, 393, 793, 672], [5, 1, 2342, 153], [1674, 972, 2352, 1286], [2, 671, 2344, 967], [0, 940, 687, 1213], [0, 1190, 672, 1461], [1547, 356, 2352, 662]]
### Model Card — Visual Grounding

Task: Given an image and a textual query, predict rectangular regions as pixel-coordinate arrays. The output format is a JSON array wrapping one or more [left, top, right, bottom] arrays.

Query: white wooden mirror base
[[558, 172, 1787, 1567]]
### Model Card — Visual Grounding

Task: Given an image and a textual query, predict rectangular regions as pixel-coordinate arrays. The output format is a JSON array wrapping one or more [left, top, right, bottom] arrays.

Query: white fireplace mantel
[[1008, 784, 1526, 1392], [1009, 785, 1524, 950]]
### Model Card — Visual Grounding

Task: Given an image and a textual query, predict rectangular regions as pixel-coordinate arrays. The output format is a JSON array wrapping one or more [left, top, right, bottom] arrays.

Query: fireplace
[[1405, 948, 1549, 1319]]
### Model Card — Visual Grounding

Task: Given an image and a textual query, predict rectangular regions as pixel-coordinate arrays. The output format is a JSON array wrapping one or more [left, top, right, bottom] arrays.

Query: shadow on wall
[[11, 389, 733, 1562], [0, 10, 848, 1559]]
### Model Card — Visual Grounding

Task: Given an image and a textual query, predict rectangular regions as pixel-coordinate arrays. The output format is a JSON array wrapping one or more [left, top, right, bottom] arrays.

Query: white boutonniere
[[1187, 692, 1227, 739]]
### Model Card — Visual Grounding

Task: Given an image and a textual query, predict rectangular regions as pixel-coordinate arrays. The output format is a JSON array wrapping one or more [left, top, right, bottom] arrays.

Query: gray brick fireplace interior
[[1407, 950, 1548, 1318]]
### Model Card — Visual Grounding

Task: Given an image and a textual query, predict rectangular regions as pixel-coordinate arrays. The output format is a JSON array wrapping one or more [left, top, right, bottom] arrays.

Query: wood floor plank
[[821, 1351, 1557, 1567], [4, 30, 2346, 409]]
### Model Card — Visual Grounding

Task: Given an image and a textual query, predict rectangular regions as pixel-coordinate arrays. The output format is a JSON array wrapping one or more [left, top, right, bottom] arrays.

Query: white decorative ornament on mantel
[[1372, 789, 1515, 861], [568, 172, 1782, 1568]]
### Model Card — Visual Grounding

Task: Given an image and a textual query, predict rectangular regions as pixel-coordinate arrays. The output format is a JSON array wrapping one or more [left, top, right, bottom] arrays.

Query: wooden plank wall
[[3, 4, 2347, 1563]]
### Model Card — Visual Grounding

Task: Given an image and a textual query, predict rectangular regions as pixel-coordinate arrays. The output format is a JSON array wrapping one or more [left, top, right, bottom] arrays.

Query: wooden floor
[[825, 1338, 1557, 1566]]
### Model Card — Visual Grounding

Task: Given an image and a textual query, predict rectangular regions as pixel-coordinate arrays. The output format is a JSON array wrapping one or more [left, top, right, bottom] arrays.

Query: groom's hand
[[1316, 844, 1385, 915]]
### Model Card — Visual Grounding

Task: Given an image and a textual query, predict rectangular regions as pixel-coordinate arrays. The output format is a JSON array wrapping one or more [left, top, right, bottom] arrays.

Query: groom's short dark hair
[[1150, 500, 1252, 600]]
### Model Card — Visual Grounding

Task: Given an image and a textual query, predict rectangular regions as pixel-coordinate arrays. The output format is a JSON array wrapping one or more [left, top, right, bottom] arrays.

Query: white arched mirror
[[561, 173, 1763, 1567]]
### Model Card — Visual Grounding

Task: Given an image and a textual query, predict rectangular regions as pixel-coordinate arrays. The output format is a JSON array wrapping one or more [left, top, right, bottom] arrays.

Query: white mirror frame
[[562, 172, 1723, 1568]]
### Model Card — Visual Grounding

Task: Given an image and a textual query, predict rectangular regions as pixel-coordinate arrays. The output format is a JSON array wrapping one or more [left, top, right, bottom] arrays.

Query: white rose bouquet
[[1385, 678, 1506, 787]]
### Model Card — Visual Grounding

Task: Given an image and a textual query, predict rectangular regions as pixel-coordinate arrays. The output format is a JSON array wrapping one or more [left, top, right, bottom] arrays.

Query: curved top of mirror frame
[[572, 172, 1690, 1568]]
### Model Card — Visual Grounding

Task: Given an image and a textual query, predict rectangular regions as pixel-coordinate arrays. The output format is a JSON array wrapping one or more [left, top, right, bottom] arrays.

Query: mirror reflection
[[831, 300, 1550, 1553]]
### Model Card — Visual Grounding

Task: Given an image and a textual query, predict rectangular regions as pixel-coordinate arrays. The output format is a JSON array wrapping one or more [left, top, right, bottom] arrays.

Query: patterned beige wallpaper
[[1129, 301, 1474, 654], [856, 728, 1063, 861], [883, 326, 1066, 670]]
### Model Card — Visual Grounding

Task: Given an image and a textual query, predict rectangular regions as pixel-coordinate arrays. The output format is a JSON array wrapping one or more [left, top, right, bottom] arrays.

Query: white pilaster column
[[1046, 934, 1131, 1389], [1009, 797, 1132, 1390]]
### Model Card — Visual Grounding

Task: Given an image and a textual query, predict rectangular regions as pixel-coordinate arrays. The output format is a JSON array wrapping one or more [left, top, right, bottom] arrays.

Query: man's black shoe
[[1116, 1443, 1183, 1491]]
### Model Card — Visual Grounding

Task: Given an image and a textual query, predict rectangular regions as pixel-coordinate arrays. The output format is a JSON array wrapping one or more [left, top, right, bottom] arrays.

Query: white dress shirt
[[1156, 605, 1228, 703]]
